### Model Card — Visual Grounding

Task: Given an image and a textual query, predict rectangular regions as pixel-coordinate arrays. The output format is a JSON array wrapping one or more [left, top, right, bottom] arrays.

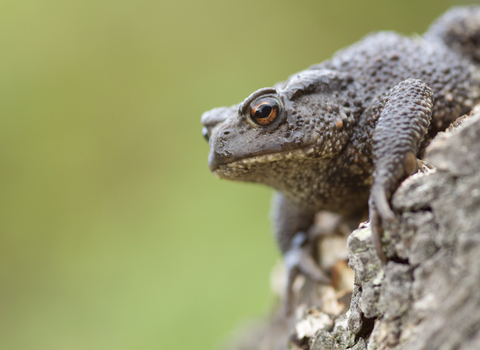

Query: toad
[[201, 6, 480, 311]]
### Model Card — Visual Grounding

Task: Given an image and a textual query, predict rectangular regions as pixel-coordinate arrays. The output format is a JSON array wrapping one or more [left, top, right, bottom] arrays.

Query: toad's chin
[[210, 143, 317, 177]]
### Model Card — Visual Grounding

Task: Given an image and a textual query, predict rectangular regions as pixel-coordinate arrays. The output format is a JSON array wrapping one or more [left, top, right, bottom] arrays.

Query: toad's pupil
[[255, 104, 272, 119]]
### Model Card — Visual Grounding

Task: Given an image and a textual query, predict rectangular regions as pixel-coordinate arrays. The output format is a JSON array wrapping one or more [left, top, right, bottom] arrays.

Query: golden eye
[[250, 98, 280, 125]]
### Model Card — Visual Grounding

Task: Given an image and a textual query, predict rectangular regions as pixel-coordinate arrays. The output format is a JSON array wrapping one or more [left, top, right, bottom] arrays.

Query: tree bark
[[223, 108, 480, 350]]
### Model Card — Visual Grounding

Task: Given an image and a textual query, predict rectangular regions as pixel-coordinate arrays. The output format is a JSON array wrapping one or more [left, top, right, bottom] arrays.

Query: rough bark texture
[[222, 109, 480, 350], [337, 109, 480, 350]]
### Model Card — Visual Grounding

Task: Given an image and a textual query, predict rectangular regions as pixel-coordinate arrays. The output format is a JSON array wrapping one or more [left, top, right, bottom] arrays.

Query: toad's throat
[[211, 143, 317, 175]]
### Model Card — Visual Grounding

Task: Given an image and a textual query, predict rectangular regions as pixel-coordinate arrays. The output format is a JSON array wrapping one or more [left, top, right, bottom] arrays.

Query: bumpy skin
[[202, 6, 480, 303]]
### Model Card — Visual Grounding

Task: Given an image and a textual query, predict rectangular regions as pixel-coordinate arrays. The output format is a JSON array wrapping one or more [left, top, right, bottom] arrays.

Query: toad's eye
[[250, 97, 280, 125]]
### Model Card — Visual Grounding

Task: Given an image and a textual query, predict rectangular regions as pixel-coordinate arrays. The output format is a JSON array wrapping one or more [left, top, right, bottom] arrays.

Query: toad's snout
[[201, 105, 237, 142]]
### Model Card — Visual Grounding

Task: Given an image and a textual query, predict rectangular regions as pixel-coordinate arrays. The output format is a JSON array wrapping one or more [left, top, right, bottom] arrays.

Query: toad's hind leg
[[370, 79, 434, 261], [424, 5, 480, 64]]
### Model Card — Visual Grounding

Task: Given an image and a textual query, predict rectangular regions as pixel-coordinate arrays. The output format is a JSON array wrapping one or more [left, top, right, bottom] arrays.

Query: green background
[[0, 0, 470, 349]]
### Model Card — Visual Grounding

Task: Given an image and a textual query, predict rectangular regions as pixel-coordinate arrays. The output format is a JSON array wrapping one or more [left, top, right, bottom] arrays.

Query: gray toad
[[201, 6, 480, 311]]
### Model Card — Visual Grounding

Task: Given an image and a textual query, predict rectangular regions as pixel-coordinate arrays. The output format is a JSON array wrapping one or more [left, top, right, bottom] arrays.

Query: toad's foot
[[283, 232, 331, 315]]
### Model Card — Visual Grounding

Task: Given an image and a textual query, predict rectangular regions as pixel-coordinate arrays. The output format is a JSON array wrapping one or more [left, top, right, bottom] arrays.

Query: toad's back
[[314, 31, 479, 135]]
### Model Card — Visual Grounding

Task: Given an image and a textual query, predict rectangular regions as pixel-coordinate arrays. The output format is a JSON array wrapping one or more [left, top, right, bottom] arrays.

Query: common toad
[[201, 6, 480, 311]]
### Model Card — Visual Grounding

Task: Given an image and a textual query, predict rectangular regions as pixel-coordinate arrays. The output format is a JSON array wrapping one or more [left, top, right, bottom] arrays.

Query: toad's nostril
[[202, 127, 209, 141]]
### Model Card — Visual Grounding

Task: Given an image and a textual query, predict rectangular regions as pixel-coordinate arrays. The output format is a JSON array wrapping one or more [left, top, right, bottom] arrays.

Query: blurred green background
[[0, 0, 471, 349]]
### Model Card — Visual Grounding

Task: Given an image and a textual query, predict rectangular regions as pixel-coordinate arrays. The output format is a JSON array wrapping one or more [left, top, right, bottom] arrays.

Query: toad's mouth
[[209, 143, 317, 174]]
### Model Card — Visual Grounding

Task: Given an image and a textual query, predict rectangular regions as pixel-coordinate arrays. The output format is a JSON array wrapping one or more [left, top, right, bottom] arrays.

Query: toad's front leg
[[370, 79, 434, 261], [272, 193, 331, 315]]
